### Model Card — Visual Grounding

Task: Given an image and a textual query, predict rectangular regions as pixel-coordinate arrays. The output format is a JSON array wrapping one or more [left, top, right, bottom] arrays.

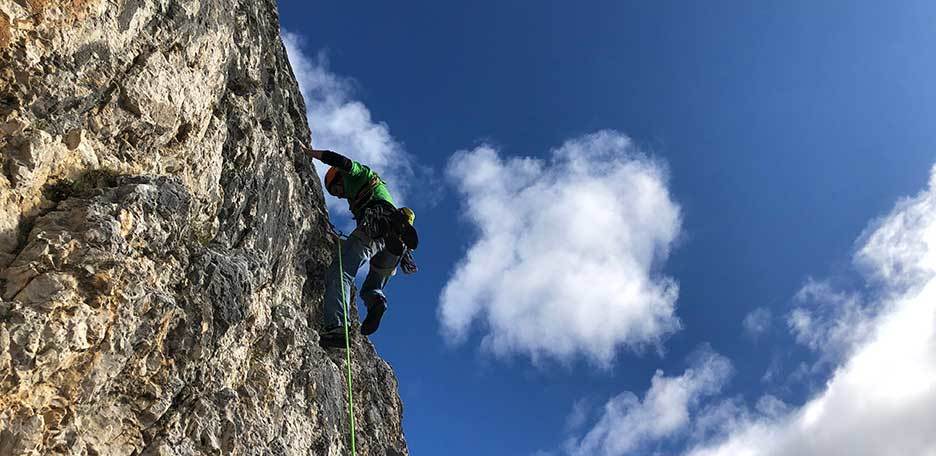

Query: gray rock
[[0, 0, 408, 454]]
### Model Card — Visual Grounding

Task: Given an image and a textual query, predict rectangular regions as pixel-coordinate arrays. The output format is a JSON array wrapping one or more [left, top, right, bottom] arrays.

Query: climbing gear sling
[[400, 249, 418, 275], [358, 204, 420, 257]]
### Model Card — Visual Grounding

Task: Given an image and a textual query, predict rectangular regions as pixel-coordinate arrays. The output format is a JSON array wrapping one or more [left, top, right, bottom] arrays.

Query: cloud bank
[[440, 131, 682, 365], [563, 165, 936, 455], [685, 165, 936, 456], [281, 31, 415, 211]]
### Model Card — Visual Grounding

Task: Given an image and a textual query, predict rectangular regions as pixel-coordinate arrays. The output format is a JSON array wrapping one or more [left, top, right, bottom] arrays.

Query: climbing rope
[[333, 227, 358, 456]]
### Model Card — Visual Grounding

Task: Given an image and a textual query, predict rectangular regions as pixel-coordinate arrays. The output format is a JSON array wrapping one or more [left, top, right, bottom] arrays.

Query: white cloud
[[685, 165, 936, 456], [564, 399, 592, 433], [689, 398, 750, 444], [439, 131, 683, 365], [787, 279, 875, 364], [281, 31, 416, 215], [742, 307, 772, 339], [564, 349, 732, 456], [753, 395, 789, 419], [759, 354, 783, 384]]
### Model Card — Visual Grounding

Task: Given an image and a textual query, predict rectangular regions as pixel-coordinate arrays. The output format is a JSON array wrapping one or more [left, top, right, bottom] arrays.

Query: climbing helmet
[[324, 167, 343, 196]]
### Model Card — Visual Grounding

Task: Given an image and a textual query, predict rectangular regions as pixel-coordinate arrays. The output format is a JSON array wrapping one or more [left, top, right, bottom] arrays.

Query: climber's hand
[[296, 143, 324, 159]]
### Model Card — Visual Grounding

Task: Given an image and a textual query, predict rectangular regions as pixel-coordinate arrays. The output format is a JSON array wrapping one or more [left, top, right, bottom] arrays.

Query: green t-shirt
[[343, 161, 395, 213]]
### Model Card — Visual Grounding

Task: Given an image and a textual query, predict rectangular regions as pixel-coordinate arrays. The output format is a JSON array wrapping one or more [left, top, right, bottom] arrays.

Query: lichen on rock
[[0, 0, 408, 454]]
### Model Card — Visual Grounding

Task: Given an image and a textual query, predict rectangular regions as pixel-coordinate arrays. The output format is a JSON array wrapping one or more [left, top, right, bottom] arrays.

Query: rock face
[[0, 0, 408, 454]]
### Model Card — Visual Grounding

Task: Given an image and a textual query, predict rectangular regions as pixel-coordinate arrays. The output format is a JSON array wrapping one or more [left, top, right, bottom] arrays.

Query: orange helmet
[[324, 167, 342, 196]]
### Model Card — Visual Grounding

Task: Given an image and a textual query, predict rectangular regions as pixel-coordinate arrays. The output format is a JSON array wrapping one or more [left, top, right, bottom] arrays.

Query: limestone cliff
[[0, 0, 407, 454]]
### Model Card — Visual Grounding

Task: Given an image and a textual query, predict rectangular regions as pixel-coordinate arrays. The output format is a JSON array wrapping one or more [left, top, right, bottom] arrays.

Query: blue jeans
[[322, 228, 400, 329]]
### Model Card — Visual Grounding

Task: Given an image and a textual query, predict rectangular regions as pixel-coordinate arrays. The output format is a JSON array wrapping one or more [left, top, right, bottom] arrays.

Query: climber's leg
[[360, 249, 400, 335], [322, 229, 379, 335]]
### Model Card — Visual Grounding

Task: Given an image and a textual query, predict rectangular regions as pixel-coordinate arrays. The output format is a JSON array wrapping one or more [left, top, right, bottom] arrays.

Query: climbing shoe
[[361, 296, 387, 336], [319, 326, 347, 349]]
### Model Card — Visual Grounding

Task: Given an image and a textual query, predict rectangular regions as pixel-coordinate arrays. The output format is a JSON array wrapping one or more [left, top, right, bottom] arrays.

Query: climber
[[300, 144, 419, 349]]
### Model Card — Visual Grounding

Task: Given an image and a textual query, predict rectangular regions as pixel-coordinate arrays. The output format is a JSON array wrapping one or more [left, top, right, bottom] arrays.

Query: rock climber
[[300, 144, 419, 349]]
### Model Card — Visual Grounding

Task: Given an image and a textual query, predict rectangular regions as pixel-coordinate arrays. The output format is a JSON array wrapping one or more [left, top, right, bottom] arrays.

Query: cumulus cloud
[[685, 165, 936, 456], [281, 31, 416, 213], [742, 307, 772, 339], [564, 349, 733, 456], [440, 131, 682, 365]]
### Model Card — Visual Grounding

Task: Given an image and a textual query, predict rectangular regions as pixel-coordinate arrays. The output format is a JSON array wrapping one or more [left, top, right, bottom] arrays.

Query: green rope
[[337, 238, 358, 456]]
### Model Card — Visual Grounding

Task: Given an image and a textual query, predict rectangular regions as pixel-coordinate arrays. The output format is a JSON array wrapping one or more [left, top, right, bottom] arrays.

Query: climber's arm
[[301, 144, 354, 172], [316, 150, 354, 172]]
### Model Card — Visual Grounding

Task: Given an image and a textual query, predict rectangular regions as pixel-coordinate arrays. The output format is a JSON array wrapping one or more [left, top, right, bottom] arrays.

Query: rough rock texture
[[0, 0, 408, 454]]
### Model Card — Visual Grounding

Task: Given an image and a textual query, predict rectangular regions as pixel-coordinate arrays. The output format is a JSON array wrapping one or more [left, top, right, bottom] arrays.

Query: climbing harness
[[329, 222, 358, 456], [349, 174, 386, 218], [357, 204, 420, 256]]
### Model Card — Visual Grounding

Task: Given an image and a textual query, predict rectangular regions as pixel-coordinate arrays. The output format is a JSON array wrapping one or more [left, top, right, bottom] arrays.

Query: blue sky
[[279, 1, 936, 455]]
